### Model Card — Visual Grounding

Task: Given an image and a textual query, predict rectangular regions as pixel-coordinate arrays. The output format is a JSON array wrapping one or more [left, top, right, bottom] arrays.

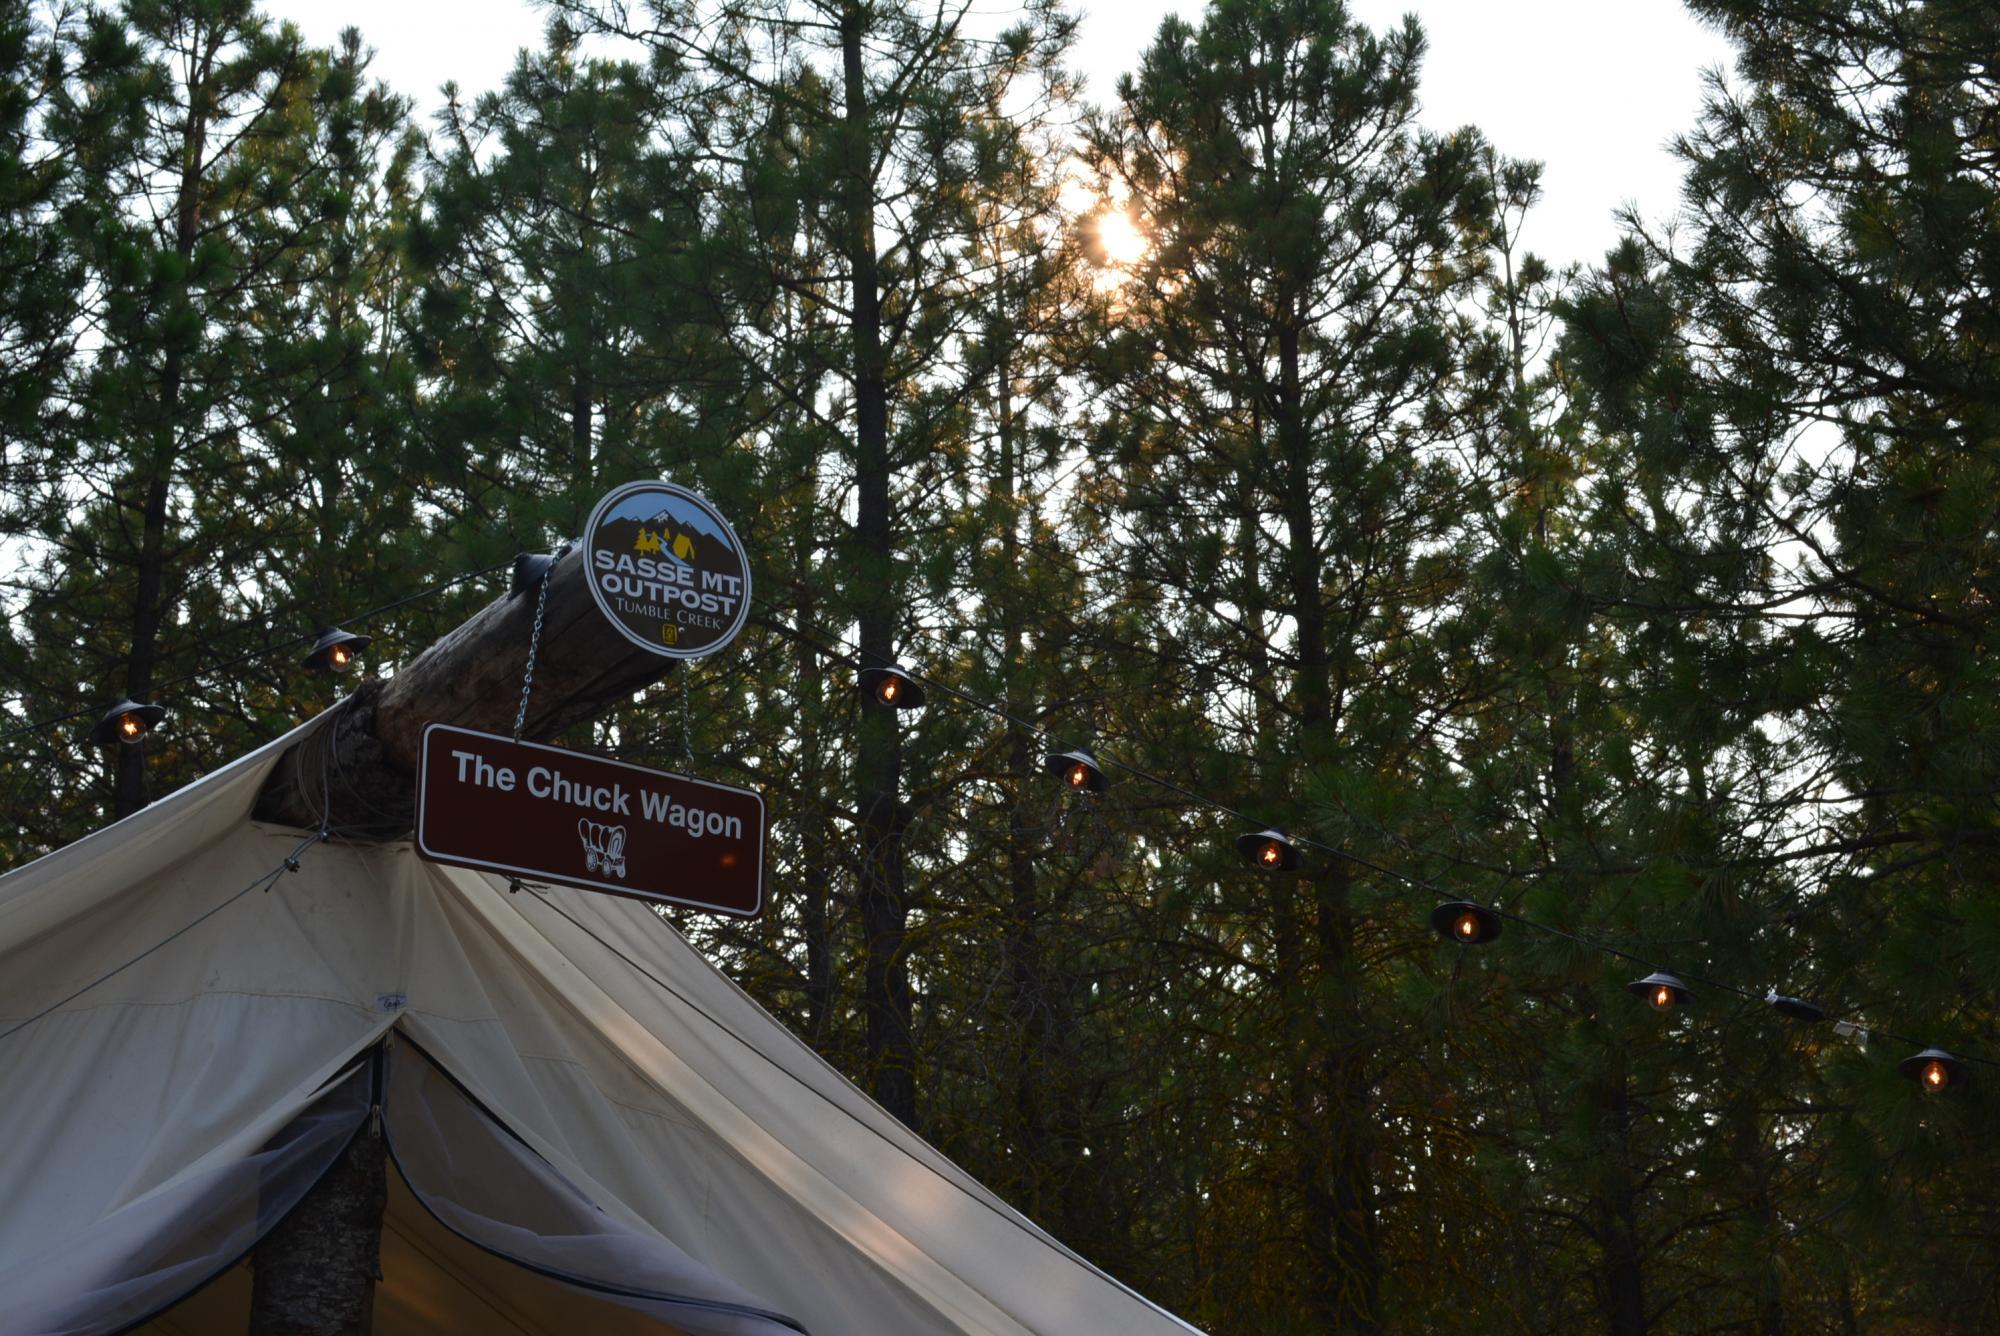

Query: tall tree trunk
[[116, 468, 171, 819], [571, 367, 593, 527], [1278, 318, 1381, 1330], [1597, 1077, 1648, 1336], [314, 439, 345, 630], [116, 28, 215, 820], [1732, 1098, 1786, 1335], [796, 518, 835, 1043], [1603, 1222, 1647, 1336], [841, 1, 915, 1129], [997, 355, 1050, 1208], [568, 163, 599, 534]]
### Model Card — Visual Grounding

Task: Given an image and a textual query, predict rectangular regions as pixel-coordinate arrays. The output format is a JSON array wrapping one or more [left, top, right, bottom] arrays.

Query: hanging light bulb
[[1429, 901, 1501, 945], [1627, 971, 1694, 1011], [302, 626, 372, 675], [88, 699, 166, 747], [1042, 748, 1109, 793], [858, 665, 926, 710], [1898, 1047, 1966, 1093], [1234, 828, 1301, 872]]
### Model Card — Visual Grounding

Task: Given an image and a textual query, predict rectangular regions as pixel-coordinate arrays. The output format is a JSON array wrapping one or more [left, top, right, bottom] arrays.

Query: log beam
[[253, 547, 673, 837]]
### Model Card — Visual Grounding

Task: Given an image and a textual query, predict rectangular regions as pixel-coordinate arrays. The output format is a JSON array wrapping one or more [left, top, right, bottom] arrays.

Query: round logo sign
[[583, 480, 752, 659]]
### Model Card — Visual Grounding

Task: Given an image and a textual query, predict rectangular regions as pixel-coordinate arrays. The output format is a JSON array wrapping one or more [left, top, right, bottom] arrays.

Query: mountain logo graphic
[[582, 479, 752, 660]]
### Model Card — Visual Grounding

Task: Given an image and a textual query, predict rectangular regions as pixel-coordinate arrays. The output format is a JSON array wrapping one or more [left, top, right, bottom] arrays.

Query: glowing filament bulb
[[1651, 984, 1675, 1011], [119, 715, 142, 738], [1260, 842, 1282, 866], [1455, 913, 1479, 941], [877, 677, 900, 704], [1067, 764, 1089, 789], [1923, 1060, 1949, 1091], [329, 644, 352, 671]]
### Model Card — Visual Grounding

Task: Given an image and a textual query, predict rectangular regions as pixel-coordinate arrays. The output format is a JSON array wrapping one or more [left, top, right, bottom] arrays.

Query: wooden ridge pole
[[253, 548, 674, 838]]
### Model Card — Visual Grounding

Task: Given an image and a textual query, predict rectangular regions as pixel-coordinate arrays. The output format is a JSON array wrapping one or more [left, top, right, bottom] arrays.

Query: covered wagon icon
[[578, 819, 628, 878]]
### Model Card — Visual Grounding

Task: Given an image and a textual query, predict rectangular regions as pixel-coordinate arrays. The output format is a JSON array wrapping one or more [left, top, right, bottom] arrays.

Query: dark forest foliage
[[3, 0, 1997, 1329]]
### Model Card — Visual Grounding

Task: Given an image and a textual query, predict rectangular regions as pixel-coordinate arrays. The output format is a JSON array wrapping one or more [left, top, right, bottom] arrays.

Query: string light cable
[[0, 829, 327, 1050], [0, 559, 515, 744], [4, 569, 1975, 1080], [748, 592, 1999, 1078]]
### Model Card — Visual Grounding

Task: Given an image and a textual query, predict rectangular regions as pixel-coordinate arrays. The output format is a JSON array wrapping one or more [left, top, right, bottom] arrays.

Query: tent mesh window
[[382, 1041, 806, 1336], [0, 1060, 372, 1336]]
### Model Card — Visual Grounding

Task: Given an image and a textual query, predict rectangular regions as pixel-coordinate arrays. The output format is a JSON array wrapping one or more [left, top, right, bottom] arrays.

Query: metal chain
[[508, 543, 567, 894], [680, 662, 695, 759], [512, 545, 565, 743]]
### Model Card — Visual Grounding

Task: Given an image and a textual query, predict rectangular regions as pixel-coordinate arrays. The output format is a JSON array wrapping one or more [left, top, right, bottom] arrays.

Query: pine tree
[[1081, 0, 1496, 1324], [4, 10, 440, 856], [903, 67, 1116, 1242], [556, 0, 1076, 1130], [0, 4, 78, 459], [18, 1, 323, 822], [228, 28, 431, 710], [0, 4, 89, 858], [1556, 0, 2000, 1324], [414, 24, 709, 549]]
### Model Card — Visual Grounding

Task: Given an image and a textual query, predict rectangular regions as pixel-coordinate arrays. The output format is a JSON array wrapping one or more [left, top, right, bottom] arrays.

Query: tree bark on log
[[247, 1121, 387, 1336], [245, 546, 674, 1328], [253, 547, 674, 838]]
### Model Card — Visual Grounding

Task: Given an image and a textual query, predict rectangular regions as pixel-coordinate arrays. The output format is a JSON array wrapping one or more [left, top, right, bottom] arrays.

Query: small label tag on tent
[[414, 723, 766, 917]]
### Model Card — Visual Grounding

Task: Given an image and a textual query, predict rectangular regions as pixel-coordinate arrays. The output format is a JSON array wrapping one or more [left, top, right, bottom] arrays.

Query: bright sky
[[264, 0, 1734, 271]]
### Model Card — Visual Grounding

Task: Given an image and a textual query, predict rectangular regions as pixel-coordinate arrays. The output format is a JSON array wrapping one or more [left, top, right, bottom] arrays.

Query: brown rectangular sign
[[415, 723, 765, 917]]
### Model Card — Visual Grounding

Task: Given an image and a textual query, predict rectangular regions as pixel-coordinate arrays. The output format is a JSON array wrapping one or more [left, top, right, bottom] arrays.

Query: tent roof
[[0, 713, 1199, 1335]]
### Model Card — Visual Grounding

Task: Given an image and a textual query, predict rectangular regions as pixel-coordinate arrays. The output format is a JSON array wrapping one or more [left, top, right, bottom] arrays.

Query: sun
[[1095, 208, 1149, 268]]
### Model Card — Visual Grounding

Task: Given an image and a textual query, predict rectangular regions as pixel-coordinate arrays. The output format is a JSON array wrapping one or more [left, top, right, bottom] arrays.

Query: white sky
[[264, 0, 1734, 271]]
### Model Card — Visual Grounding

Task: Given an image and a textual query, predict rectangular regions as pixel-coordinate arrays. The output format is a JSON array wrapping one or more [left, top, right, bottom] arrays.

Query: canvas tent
[[0, 713, 1201, 1335]]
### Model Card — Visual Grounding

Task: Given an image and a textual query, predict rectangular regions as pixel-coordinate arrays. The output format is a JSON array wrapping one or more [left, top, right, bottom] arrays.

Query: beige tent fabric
[[0, 714, 1201, 1336]]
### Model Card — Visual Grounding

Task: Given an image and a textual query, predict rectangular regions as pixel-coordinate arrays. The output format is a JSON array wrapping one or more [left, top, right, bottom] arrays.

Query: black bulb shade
[[1043, 748, 1109, 793], [89, 699, 166, 747], [1899, 1047, 1967, 1092], [858, 665, 926, 710], [1430, 901, 1502, 945], [1235, 828, 1301, 871], [510, 550, 560, 597], [1768, 993, 1826, 1023], [1628, 971, 1694, 1010], [303, 626, 372, 675]]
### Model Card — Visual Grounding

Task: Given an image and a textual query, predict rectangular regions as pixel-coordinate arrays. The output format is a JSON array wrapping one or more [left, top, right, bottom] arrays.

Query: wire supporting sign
[[415, 723, 766, 917], [582, 479, 751, 659]]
